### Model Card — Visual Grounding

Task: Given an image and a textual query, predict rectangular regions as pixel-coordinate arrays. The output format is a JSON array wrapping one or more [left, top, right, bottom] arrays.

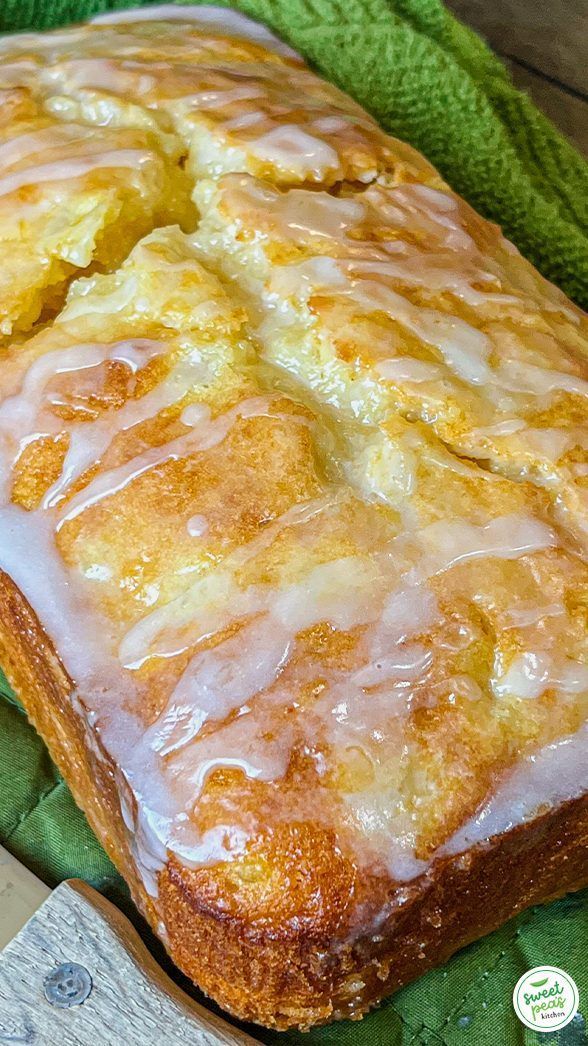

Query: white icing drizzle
[[249, 125, 340, 180], [405, 514, 555, 584], [523, 427, 578, 460], [148, 617, 293, 757], [498, 359, 588, 399], [0, 340, 170, 504], [181, 85, 266, 110], [504, 603, 564, 628], [187, 514, 209, 538], [0, 150, 153, 199], [201, 177, 588, 437], [353, 277, 494, 384], [0, 437, 316, 888], [57, 395, 284, 526], [1, 339, 162, 423], [44, 361, 208, 510], [492, 651, 588, 700], [0, 338, 583, 895], [223, 110, 266, 132], [115, 507, 556, 827], [345, 254, 516, 308], [90, 4, 301, 59], [119, 504, 553, 674], [0, 125, 91, 170], [133, 545, 382, 676], [376, 358, 446, 384], [443, 723, 588, 856], [378, 584, 440, 641], [374, 182, 477, 254], [44, 57, 160, 97], [136, 562, 445, 846], [0, 59, 37, 87], [0, 504, 116, 680], [470, 419, 526, 439], [350, 644, 432, 688], [222, 177, 505, 290], [0, 13, 389, 187], [118, 495, 335, 667], [268, 255, 496, 384]]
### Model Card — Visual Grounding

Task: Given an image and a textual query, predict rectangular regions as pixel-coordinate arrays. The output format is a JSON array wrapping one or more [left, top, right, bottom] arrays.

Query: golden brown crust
[[2, 569, 586, 1030]]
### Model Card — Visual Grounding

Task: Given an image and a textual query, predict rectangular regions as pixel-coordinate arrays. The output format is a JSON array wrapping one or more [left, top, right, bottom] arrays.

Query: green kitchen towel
[[0, 1, 587, 1044]]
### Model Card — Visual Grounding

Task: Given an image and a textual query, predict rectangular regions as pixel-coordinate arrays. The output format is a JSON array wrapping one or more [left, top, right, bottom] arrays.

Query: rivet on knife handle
[[0, 871, 258, 1045], [44, 963, 93, 1009]]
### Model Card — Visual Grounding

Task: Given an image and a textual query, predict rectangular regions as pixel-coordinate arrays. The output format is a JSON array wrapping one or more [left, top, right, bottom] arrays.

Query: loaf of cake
[[0, 6, 586, 1031]]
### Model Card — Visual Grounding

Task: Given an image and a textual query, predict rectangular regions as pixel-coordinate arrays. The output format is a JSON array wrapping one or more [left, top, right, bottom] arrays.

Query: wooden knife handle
[[0, 843, 50, 951], [0, 879, 258, 1045]]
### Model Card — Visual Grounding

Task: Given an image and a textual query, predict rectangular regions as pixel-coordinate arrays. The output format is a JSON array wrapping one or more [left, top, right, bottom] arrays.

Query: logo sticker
[[513, 966, 579, 1032]]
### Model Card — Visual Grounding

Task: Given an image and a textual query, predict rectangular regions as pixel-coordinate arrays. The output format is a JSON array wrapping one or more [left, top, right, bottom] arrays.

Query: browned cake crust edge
[[1, 569, 587, 1030]]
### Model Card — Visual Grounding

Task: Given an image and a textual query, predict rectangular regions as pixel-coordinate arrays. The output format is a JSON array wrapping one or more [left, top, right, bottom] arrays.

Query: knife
[[0, 844, 258, 1045]]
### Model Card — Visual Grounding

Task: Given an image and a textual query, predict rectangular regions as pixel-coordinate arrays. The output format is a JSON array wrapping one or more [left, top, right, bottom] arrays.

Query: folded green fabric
[[0, 2, 586, 1044]]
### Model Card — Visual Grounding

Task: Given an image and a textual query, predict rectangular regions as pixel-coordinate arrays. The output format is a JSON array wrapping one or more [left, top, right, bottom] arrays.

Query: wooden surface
[[0, 844, 50, 951], [0, 879, 258, 1046], [445, 0, 588, 155]]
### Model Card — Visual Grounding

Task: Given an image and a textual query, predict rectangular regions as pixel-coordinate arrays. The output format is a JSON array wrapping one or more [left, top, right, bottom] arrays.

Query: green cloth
[[0, 1, 587, 1044]]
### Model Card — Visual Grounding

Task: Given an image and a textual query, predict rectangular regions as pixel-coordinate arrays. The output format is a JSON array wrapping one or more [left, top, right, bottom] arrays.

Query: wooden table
[[445, 0, 587, 155]]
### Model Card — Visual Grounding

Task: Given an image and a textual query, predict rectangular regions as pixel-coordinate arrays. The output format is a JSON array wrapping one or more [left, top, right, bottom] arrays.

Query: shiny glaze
[[0, 9, 585, 913], [0, 6, 415, 187], [192, 174, 588, 541]]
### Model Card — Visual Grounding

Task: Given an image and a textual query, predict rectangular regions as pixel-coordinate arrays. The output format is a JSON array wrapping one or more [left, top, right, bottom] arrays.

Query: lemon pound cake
[[0, 5, 587, 1032]]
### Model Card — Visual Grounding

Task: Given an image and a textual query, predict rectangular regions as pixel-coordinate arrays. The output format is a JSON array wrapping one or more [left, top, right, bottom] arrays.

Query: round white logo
[[513, 966, 579, 1032]]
